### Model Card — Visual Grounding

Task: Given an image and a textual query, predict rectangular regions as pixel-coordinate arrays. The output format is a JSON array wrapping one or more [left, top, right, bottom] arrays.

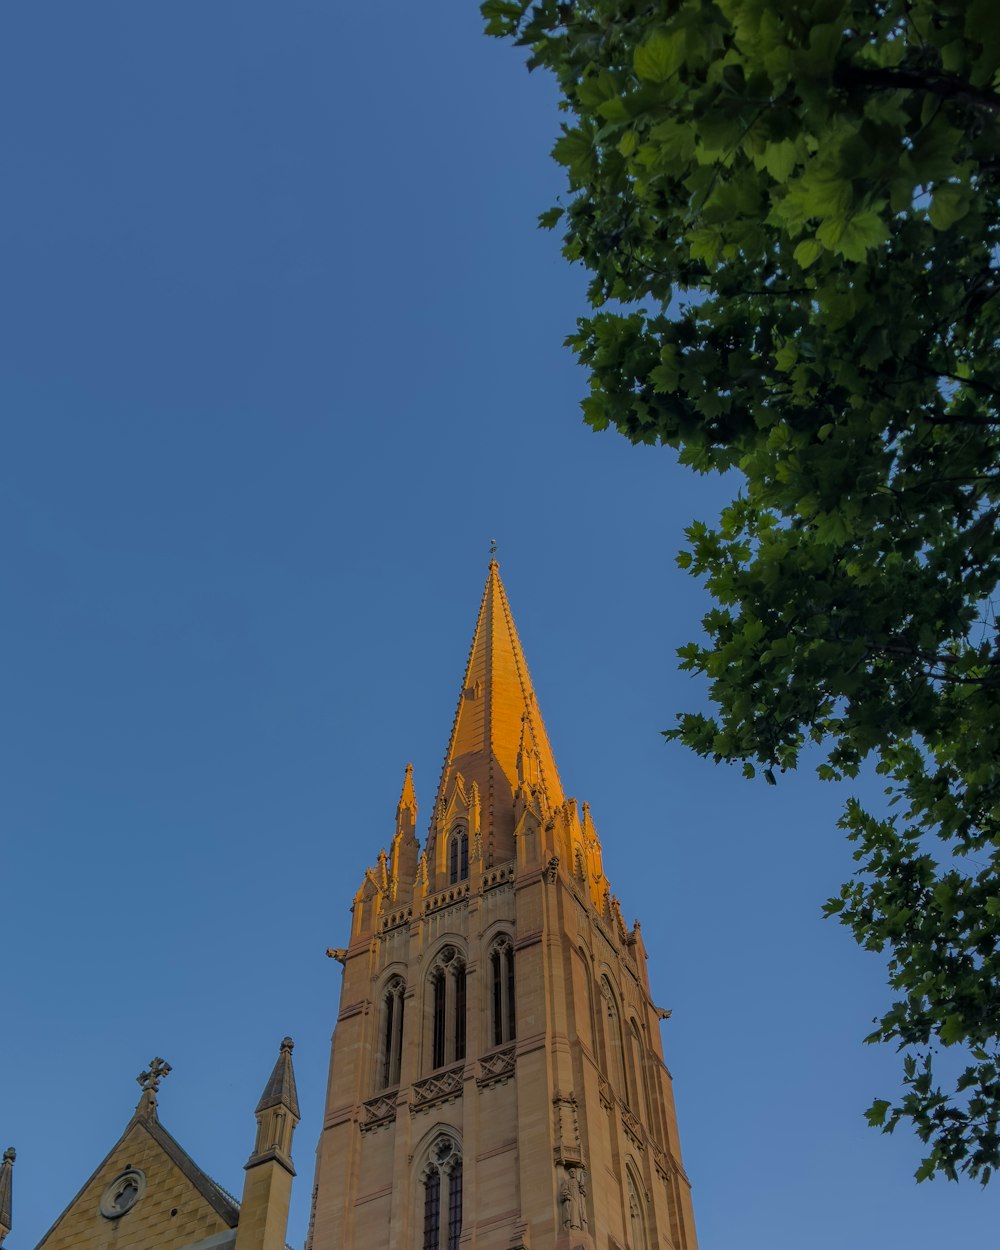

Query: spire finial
[[254, 1036, 300, 1118], [135, 1056, 171, 1119], [138, 1056, 171, 1095], [489, 537, 498, 564]]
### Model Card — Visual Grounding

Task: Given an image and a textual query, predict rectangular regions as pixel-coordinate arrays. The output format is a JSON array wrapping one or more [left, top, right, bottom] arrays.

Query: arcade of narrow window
[[431, 946, 466, 1069], [448, 826, 469, 884], [379, 976, 405, 1090], [489, 935, 516, 1047], [627, 1169, 649, 1250], [601, 976, 628, 1103], [422, 1136, 463, 1250]]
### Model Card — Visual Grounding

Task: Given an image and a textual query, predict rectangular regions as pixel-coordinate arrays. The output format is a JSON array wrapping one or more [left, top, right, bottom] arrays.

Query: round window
[[100, 1168, 146, 1219]]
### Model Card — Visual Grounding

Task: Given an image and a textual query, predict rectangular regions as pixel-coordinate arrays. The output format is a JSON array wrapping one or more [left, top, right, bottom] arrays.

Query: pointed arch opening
[[577, 948, 598, 1055], [377, 975, 406, 1090], [448, 825, 469, 884], [601, 975, 627, 1103], [418, 1131, 463, 1250], [488, 933, 516, 1047], [629, 1019, 654, 1129], [428, 945, 467, 1070], [626, 1166, 649, 1250]]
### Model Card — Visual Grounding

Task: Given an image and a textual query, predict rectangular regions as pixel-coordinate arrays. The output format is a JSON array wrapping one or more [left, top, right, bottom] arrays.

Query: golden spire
[[396, 762, 418, 836], [431, 558, 564, 862]]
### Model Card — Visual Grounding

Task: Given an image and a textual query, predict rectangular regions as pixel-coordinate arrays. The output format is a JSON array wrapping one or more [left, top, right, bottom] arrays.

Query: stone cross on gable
[[137, 1056, 172, 1095]]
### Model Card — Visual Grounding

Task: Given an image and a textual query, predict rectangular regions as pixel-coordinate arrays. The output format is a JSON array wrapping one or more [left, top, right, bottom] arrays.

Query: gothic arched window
[[378, 976, 405, 1090], [575, 949, 598, 1054], [421, 1135, 462, 1250], [448, 826, 469, 885], [489, 935, 516, 1047], [430, 946, 467, 1069], [601, 976, 627, 1103], [490, 940, 520, 1045], [630, 1020, 654, 1129], [627, 1168, 649, 1250]]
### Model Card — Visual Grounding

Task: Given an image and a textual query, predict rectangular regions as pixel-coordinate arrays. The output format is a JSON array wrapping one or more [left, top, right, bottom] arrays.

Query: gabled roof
[[35, 1108, 239, 1248]]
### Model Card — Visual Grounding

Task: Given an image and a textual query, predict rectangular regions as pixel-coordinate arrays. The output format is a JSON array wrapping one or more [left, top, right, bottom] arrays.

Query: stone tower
[[308, 560, 698, 1250]]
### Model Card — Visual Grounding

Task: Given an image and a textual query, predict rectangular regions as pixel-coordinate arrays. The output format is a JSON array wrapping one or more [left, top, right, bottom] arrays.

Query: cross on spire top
[[135, 1057, 172, 1119], [137, 1056, 172, 1094]]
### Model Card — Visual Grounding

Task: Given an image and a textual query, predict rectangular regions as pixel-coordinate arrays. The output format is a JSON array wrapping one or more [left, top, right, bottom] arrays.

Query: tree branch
[[834, 64, 1000, 115]]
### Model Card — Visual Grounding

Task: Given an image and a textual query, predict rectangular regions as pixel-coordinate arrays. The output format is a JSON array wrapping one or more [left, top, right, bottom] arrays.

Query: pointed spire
[[396, 762, 418, 835], [256, 1037, 299, 1120], [0, 1147, 13, 1245], [237, 1039, 300, 1250], [431, 558, 564, 863]]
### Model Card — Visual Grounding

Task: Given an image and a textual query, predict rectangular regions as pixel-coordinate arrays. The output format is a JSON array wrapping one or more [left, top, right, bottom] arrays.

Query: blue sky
[[1, 3, 995, 1247]]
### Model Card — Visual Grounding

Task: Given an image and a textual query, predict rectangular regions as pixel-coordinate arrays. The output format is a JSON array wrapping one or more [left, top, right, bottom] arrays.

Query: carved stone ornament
[[411, 1063, 464, 1112], [99, 1168, 147, 1219], [557, 1163, 589, 1233], [477, 1044, 516, 1089], [360, 1093, 397, 1132]]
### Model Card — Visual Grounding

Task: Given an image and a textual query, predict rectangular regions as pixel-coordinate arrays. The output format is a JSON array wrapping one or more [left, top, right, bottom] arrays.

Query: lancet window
[[430, 946, 467, 1069], [489, 935, 516, 1047], [378, 976, 406, 1090], [626, 1169, 649, 1250], [420, 1135, 463, 1250], [448, 826, 469, 884], [601, 976, 628, 1103], [630, 1020, 655, 1129]]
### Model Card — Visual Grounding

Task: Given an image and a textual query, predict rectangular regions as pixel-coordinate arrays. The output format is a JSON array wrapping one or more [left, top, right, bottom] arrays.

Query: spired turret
[[234, 1037, 300, 1250], [308, 557, 699, 1250]]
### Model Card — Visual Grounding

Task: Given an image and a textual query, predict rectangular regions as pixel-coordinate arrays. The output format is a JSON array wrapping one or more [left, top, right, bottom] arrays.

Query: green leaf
[[824, 210, 888, 261], [793, 238, 822, 268], [865, 1099, 891, 1127], [929, 183, 971, 231], [551, 129, 594, 181], [650, 360, 679, 393], [634, 30, 684, 84], [940, 1014, 965, 1046]]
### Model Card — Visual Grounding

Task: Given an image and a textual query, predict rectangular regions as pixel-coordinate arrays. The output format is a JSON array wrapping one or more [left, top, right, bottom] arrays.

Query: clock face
[[100, 1168, 146, 1219]]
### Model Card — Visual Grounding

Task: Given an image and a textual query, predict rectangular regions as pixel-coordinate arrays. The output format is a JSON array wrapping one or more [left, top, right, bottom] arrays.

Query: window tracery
[[601, 975, 628, 1103], [488, 934, 516, 1047], [430, 946, 467, 1069], [448, 826, 469, 884], [627, 1169, 649, 1250], [630, 1020, 654, 1129], [420, 1135, 463, 1250], [378, 976, 406, 1090]]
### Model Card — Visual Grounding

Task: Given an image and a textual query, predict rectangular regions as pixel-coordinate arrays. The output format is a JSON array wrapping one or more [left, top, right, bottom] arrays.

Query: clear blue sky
[[1, 3, 994, 1247]]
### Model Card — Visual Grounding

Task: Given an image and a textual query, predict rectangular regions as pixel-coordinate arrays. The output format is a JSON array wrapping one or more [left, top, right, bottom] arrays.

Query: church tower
[[308, 560, 698, 1250]]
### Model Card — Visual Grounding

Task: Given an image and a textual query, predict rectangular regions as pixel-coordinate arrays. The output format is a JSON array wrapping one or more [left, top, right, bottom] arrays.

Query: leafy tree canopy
[[484, 0, 1000, 1182]]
